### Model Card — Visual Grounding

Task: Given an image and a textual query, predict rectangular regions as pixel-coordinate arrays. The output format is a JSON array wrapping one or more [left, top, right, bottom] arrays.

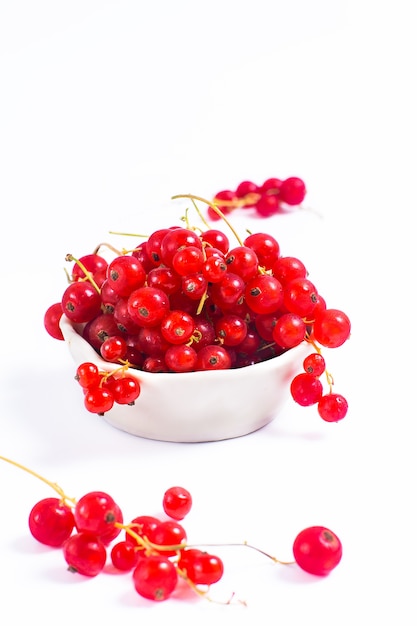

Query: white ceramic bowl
[[60, 315, 311, 443]]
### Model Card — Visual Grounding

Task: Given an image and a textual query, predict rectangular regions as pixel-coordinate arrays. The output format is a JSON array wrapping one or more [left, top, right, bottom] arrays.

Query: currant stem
[[187, 541, 295, 565], [172, 194, 244, 246], [0, 455, 76, 507], [65, 254, 101, 294]]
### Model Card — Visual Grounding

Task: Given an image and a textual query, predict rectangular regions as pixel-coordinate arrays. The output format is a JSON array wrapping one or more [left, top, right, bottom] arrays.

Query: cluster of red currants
[[0, 454, 342, 604], [208, 176, 307, 220], [44, 193, 351, 422]]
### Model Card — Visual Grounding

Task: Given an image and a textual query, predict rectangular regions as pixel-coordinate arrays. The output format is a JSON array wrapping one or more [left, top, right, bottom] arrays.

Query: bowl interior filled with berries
[[45, 182, 351, 443]]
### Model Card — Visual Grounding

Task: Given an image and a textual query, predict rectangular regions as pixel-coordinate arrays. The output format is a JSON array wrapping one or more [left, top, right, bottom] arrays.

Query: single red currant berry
[[132, 554, 178, 601], [293, 526, 342, 576], [255, 193, 280, 217], [195, 345, 232, 371], [125, 515, 161, 546], [44, 302, 64, 340], [107, 255, 146, 297], [318, 393, 348, 422], [127, 286, 170, 328], [149, 520, 187, 557], [272, 256, 307, 285], [162, 486, 192, 521], [243, 232, 280, 270], [61, 281, 102, 324], [272, 313, 306, 349], [75, 362, 101, 389], [74, 491, 122, 542], [160, 310, 195, 345], [283, 277, 319, 317], [313, 309, 351, 348], [178, 550, 224, 585], [28, 498, 75, 547], [280, 177, 306, 205], [245, 274, 284, 315], [71, 253, 108, 282], [100, 335, 127, 362], [63, 531, 107, 577], [110, 541, 140, 571], [290, 373, 323, 406], [84, 387, 114, 415], [303, 353, 326, 376], [215, 314, 248, 347], [112, 376, 141, 405], [200, 229, 230, 254], [164, 344, 198, 372]]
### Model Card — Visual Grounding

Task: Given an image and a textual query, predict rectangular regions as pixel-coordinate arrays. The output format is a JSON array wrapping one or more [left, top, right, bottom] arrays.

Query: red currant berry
[[272, 313, 306, 349], [71, 253, 108, 282], [178, 549, 224, 585], [28, 497, 75, 547], [125, 515, 160, 546], [162, 486, 192, 521], [75, 362, 101, 389], [290, 373, 323, 406], [200, 229, 230, 254], [255, 193, 280, 217], [112, 376, 141, 405], [127, 286, 170, 328], [313, 309, 351, 348], [100, 335, 127, 362], [160, 310, 195, 345], [272, 256, 307, 285], [84, 386, 114, 415], [243, 232, 280, 270], [110, 541, 140, 571], [148, 520, 187, 557], [195, 344, 232, 371], [132, 554, 178, 601], [283, 277, 319, 317], [63, 531, 107, 577], [164, 344, 198, 372], [74, 491, 122, 542], [318, 393, 348, 422], [303, 353, 326, 377], [245, 274, 284, 315], [280, 177, 306, 205], [61, 281, 102, 324], [293, 526, 342, 576], [44, 302, 64, 340]]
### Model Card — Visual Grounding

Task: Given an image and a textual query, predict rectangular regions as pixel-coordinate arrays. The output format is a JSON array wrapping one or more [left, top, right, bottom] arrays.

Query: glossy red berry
[[132, 554, 178, 601], [63, 531, 107, 577], [318, 393, 348, 422], [313, 309, 351, 348], [44, 303, 64, 340], [162, 486, 193, 520], [28, 498, 75, 547], [293, 526, 342, 576], [290, 373, 323, 406]]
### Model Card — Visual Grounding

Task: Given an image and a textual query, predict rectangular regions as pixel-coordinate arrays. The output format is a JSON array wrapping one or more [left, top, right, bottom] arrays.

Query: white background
[[0, 1, 415, 624]]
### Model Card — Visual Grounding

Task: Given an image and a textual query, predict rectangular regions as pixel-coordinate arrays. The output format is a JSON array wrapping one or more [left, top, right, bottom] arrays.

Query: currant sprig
[[0, 454, 343, 604]]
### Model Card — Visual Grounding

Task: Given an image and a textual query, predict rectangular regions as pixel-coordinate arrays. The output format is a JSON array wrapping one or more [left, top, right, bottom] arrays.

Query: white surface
[[0, 1, 415, 624]]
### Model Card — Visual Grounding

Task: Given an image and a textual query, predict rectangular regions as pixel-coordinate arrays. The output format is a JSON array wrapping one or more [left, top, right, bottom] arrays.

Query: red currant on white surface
[[1, 454, 344, 605]]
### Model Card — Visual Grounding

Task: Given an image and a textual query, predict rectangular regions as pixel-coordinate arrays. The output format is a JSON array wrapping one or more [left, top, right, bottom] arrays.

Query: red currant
[[132, 554, 178, 601], [28, 498, 75, 547], [162, 486, 192, 520], [63, 531, 107, 577], [293, 526, 342, 576], [317, 393, 348, 422]]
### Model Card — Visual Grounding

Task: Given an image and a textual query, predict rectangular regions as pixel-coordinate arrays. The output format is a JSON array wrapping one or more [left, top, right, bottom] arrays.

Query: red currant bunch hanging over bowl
[[43, 188, 351, 438]]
